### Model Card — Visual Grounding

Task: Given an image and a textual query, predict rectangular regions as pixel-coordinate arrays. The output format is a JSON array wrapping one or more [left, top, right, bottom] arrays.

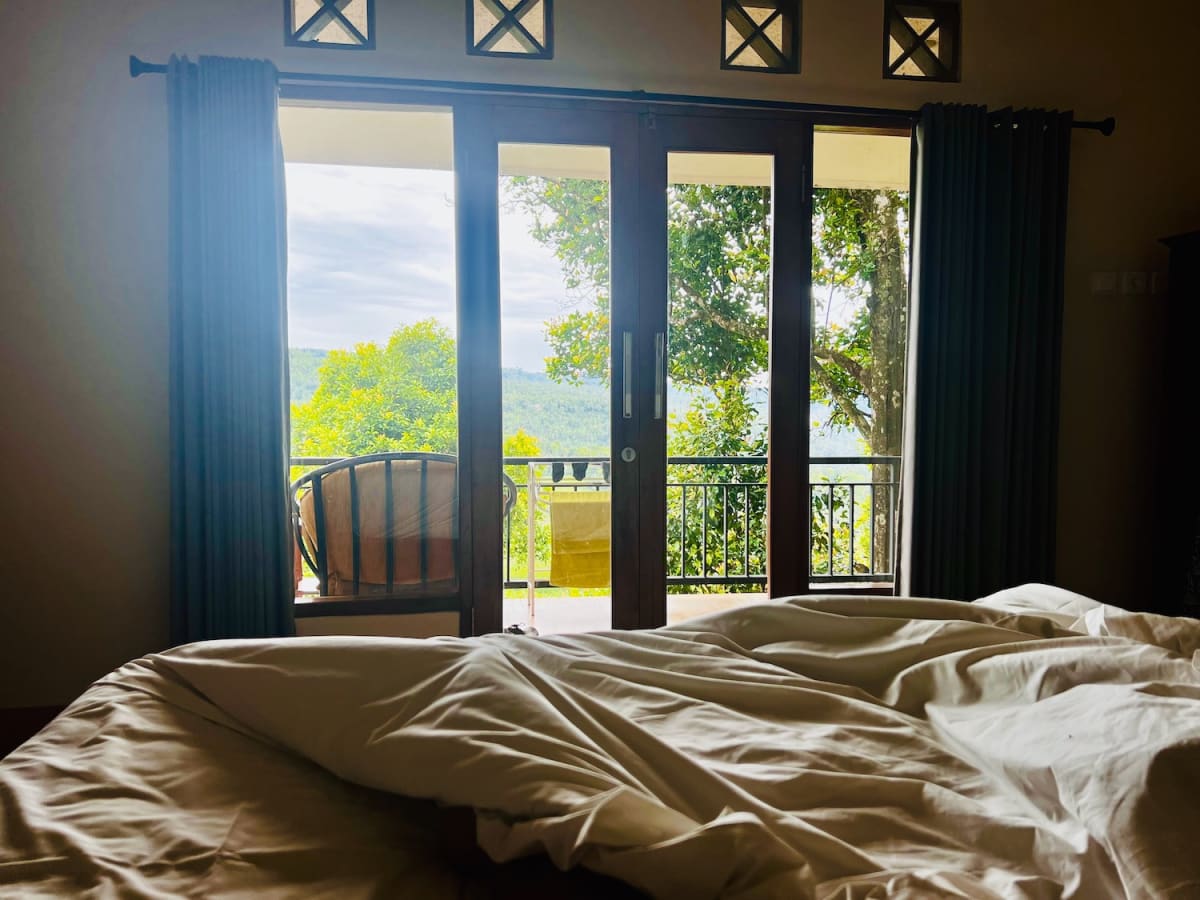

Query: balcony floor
[[503, 592, 768, 635]]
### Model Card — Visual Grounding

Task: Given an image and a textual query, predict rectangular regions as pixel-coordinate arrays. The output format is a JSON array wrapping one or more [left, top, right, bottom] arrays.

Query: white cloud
[[285, 163, 579, 372]]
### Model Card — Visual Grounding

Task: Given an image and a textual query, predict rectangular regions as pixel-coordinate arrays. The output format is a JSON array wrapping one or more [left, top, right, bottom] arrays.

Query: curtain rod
[[128, 55, 1116, 136]]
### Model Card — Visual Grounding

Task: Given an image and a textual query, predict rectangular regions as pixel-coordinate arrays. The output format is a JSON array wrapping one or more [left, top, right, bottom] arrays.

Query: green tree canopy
[[292, 319, 458, 457], [507, 177, 910, 458]]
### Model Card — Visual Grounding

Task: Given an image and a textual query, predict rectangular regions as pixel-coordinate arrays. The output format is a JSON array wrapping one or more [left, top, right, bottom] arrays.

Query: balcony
[[292, 455, 898, 629]]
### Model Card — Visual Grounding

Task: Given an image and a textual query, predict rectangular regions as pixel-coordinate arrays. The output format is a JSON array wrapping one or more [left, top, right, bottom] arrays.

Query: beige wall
[[2, 0, 1197, 706]]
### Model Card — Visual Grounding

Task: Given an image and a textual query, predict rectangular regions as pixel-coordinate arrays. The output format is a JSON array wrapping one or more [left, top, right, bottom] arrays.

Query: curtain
[[168, 56, 294, 643], [901, 104, 1072, 600]]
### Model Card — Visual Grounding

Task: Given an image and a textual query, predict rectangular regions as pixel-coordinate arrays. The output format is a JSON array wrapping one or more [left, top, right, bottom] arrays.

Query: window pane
[[664, 152, 773, 624], [280, 105, 458, 603], [809, 129, 911, 588], [498, 143, 613, 635]]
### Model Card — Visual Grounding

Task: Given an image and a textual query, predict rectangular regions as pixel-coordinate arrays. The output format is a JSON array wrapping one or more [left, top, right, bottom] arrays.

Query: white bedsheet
[[4, 585, 1200, 898]]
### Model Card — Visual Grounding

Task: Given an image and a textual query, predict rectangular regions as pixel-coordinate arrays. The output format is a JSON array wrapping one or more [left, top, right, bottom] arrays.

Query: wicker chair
[[292, 452, 516, 599]]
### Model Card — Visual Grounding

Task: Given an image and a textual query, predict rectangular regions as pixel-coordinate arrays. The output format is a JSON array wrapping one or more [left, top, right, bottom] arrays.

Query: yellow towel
[[549, 492, 611, 588]]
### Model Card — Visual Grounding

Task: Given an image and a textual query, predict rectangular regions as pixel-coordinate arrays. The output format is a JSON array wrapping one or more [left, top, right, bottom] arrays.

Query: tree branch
[[676, 282, 765, 343], [812, 344, 868, 385], [810, 354, 873, 439]]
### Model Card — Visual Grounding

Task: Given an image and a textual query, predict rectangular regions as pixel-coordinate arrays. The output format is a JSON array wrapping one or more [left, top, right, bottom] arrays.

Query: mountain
[[289, 348, 327, 406], [500, 368, 609, 456], [288, 348, 867, 459]]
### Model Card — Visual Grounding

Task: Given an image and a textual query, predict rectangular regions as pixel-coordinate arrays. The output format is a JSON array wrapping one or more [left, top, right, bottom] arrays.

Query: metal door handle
[[654, 331, 665, 420], [622, 331, 633, 419]]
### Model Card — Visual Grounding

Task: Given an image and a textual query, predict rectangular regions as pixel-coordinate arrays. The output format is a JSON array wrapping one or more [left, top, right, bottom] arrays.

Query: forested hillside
[[289, 348, 863, 459]]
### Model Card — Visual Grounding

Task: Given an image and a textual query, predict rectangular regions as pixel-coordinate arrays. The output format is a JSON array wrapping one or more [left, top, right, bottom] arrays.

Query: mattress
[[2, 585, 1199, 898]]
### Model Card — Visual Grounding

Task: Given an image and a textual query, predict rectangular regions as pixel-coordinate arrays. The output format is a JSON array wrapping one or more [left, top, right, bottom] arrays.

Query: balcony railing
[[290, 455, 900, 594]]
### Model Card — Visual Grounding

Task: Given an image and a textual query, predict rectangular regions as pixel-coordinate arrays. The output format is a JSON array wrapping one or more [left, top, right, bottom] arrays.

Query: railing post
[[526, 461, 537, 626]]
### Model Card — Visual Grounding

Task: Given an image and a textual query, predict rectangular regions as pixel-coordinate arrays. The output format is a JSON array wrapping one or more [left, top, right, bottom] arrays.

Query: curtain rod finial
[[129, 55, 168, 78], [1099, 116, 1116, 137]]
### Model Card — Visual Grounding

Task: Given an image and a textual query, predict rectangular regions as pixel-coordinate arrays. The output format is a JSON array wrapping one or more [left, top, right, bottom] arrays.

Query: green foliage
[[291, 320, 458, 457], [507, 177, 612, 386], [666, 184, 770, 387], [666, 386, 767, 592], [810, 189, 910, 449], [544, 310, 611, 386], [506, 177, 910, 459], [289, 175, 911, 592], [502, 430, 549, 587], [508, 175, 912, 582]]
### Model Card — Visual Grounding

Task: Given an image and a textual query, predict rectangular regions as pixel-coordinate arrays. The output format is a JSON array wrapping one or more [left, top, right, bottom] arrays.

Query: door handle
[[622, 331, 633, 419], [654, 331, 666, 420]]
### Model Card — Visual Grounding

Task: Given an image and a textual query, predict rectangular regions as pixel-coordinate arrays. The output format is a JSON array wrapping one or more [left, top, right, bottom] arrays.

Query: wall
[[2, 0, 1197, 706]]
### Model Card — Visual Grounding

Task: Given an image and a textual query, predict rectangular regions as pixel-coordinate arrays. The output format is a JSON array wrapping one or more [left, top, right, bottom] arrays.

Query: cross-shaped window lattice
[[721, 1, 800, 73], [469, 0, 553, 59], [286, 0, 374, 50]]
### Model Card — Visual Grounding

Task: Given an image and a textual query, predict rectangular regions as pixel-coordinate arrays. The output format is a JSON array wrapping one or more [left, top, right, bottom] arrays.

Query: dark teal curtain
[[168, 56, 294, 642], [901, 104, 1072, 600]]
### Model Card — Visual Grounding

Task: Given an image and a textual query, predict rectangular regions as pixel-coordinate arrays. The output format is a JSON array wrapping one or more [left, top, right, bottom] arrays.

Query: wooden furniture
[[1153, 231, 1200, 617]]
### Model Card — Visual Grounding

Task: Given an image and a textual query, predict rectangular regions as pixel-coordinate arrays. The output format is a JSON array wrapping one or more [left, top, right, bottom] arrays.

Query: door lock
[[620, 447, 637, 463]]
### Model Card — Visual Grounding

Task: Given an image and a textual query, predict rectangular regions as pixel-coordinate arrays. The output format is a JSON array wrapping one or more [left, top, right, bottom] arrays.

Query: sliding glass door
[[455, 104, 641, 633], [808, 127, 911, 591], [278, 86, 911, 633], [453, 105, 909, 633], [637, 114, 811, 627]]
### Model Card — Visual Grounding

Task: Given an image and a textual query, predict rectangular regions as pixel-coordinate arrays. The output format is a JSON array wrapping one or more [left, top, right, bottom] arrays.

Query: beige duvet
[[3, 585, 1200, 898]]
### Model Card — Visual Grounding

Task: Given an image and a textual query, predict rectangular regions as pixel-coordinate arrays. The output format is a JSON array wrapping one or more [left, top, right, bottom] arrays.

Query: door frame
[[454, 100, 641, 634], [635, 108, 813, 627], [279, 82, 911, 633]]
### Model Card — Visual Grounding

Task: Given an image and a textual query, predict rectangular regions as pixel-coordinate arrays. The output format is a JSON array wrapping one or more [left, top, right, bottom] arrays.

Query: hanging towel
[[549, 492, 611, 588]]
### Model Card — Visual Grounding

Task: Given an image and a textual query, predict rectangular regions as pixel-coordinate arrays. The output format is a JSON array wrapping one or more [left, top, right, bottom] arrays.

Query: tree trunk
[[864, 192, 909, 576]]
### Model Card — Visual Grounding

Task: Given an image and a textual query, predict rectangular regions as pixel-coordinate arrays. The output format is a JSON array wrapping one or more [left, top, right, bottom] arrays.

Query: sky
[[285, 162, 584, 373], [285, 161, 865, 379]]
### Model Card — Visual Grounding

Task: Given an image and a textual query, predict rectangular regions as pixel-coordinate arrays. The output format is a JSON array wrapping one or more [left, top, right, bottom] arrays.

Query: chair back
[[292, 453, 518, 600], [293, 453, 458, 598]]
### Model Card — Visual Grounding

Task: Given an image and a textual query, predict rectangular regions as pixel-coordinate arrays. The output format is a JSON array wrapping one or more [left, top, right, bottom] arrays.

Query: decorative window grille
[[285, 0, 375, 50], [468, 0, 554, 59], [721, 0, 800, 74], [884, 1, 960, 81]]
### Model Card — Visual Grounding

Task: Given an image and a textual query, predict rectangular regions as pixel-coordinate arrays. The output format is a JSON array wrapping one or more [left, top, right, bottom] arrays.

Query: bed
[[2, 585, 1199, 898]]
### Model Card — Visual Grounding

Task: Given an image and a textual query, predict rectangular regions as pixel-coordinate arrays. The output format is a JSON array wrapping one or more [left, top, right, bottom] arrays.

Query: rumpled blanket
[[3, 585, 1199, 898]]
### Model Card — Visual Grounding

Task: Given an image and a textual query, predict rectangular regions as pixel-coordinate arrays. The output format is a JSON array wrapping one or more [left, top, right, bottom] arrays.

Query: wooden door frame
[[636, 110, 813, 627], [278, 84, 912, 633], [454, 102, 641, 634]]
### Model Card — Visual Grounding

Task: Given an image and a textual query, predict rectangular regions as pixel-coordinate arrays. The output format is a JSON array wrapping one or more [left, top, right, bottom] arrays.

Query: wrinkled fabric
[[3, 585, 1199, 898]]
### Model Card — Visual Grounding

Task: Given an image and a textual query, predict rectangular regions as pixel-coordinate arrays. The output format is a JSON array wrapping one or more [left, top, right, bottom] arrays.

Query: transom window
[[721, 0, 800, 74], [468, 0, 554, 59], [285, 0, 375, 50], [884, 1, 960, 81]]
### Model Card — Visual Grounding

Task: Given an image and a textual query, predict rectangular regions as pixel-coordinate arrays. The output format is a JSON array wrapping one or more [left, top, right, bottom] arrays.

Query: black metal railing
[[290, 455, 900, 592]]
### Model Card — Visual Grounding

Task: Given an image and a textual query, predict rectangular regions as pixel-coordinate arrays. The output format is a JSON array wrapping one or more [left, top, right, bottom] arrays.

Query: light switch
[[1120, 271, 1148, 295]]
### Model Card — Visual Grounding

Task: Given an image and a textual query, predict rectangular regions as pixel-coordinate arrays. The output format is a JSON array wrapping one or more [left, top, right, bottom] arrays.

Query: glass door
[[455, 104, 640, 634], [458, 106, 820, 633], [808, 127, 912, 590], [498, 141, 615, 635], [637, 113, 812, 627]]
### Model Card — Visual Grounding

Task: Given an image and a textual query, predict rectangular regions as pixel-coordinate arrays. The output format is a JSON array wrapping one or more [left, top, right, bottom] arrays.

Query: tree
[[503, 429, 545, 587], [292, 319, 458, 458], [508, 176, 909, 573]]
